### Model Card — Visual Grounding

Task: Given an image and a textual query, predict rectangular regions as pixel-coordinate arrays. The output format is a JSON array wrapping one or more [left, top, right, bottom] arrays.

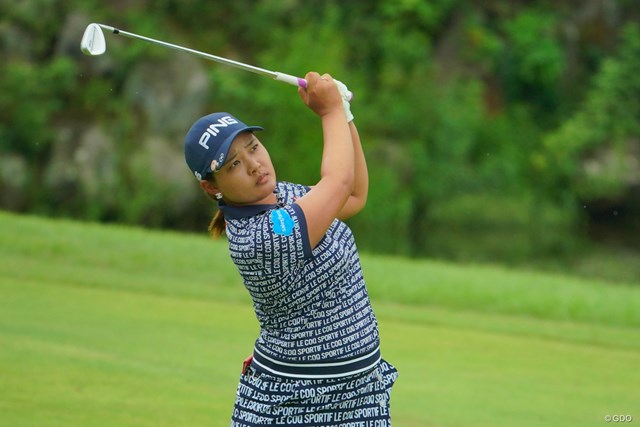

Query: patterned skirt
[[230, 359, 398, 426]]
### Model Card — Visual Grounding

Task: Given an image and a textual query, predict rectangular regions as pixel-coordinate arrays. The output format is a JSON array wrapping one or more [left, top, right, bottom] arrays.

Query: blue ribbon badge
[[271, 209, 294, 236]]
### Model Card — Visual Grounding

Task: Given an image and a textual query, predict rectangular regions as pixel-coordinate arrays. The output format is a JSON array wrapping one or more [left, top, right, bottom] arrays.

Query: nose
[[247, 157, 261, 175]]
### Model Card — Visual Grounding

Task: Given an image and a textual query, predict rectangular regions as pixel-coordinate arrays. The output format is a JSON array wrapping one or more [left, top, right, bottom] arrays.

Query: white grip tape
[[274, 72, 303, 87]]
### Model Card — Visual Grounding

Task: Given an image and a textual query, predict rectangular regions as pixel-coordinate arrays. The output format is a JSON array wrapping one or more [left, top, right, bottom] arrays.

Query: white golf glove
[[334, 79, 354, 123]]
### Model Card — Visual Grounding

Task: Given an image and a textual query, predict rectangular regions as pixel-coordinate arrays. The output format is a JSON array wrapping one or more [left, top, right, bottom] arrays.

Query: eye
[[251, 143, 259, 152], [229, 160, 240, 170]]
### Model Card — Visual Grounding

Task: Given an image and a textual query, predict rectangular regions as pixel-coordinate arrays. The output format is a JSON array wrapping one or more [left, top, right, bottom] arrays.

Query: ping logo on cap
[[198, 116, 239, 149]]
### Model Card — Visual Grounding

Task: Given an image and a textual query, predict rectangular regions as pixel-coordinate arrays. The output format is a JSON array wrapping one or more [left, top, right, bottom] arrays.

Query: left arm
[[336, 121, 368, 220]]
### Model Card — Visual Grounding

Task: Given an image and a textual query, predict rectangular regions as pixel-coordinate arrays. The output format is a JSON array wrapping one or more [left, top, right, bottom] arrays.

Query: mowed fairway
[[1, 211, 639, 426]]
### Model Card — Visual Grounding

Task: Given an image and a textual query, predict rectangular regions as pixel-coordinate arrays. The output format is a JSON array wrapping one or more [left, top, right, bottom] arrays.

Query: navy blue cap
[[184, 112, 263, 180]]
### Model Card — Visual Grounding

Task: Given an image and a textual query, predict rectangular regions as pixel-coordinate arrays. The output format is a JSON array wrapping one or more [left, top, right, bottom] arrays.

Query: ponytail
[[208, 208, 226, 238], [202, 174, 225, 238]]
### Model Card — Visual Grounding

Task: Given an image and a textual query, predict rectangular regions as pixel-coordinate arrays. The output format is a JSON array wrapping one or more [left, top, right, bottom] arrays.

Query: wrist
[[320, 108, 347, 121]]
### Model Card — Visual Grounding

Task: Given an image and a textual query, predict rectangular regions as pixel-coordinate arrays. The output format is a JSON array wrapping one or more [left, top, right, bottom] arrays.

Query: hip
[[231, 359, 398, 426]]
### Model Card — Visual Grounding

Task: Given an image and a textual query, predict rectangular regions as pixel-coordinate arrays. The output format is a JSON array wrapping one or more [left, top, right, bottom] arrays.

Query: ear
[[199, 179, 220, 197]]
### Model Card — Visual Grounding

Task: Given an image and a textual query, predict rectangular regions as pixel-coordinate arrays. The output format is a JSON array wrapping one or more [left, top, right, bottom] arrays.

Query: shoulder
[[277, 181, 311, 202]]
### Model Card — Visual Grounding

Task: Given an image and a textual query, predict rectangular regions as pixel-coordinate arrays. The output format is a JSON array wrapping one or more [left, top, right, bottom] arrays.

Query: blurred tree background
[[1, 0, 639, 282]]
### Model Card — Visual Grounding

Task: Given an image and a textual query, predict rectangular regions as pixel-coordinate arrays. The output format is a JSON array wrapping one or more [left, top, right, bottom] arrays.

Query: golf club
[[80, 23, 352, 101]]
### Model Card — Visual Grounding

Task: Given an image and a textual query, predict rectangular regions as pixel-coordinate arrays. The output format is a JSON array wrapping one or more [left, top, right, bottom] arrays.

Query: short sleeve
[[253, 204, 312, 276]]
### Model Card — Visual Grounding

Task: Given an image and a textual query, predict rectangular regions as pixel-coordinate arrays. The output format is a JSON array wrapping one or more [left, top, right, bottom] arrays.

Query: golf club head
[[80, 23, 106, 55]]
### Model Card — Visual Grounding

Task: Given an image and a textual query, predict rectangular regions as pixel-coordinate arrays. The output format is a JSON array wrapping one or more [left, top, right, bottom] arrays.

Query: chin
[[257, 177, 276, 198], [267, 174, 277, 190]]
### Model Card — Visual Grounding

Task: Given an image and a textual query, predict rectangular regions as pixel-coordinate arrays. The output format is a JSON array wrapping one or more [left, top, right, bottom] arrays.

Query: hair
[[203, 173, 225, 238]]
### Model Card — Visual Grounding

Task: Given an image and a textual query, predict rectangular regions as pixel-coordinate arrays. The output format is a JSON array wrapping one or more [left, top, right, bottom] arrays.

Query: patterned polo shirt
[[220, 181, 381, 379]]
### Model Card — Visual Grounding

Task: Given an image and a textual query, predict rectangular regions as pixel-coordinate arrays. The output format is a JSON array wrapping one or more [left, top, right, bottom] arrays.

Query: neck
[[221, 186, 279, 208]]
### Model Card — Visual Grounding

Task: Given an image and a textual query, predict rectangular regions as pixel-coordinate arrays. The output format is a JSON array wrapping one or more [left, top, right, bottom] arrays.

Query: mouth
[[256, 173, 269, 185]]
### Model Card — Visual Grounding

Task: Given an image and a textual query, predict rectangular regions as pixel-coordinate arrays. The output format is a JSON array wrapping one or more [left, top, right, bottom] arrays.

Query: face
[[205, 131, 277, 206]]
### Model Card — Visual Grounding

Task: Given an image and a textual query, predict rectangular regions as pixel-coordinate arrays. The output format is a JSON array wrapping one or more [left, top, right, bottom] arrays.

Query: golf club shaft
[[97, 24, 307, 89]]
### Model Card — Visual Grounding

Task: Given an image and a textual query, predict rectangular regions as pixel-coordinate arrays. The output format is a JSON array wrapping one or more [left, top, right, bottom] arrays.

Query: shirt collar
[[218, 200, 277, 219]]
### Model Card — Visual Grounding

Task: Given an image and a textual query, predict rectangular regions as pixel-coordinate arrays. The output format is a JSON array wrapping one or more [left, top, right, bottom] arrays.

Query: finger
[[317, 73, 335, 88], [298, 86, 308, 103], [305, 71, 320, 86]]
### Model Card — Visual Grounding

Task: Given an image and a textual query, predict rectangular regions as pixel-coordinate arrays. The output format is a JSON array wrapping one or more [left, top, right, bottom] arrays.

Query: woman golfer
[[183, 72, 397, 426]]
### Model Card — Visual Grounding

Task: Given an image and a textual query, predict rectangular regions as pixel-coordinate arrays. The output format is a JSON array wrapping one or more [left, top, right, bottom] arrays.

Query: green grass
[[1, 210, 639, 426]]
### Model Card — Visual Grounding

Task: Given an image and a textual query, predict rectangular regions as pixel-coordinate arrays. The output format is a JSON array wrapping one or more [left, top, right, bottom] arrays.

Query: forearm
[[349, 121, 368, 201], [320, 111, 354, 191], [334, 122, 367, 220]]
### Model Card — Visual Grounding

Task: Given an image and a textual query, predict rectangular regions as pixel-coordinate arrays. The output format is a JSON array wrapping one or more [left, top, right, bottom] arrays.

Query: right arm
[[294, 72, 354, 248]]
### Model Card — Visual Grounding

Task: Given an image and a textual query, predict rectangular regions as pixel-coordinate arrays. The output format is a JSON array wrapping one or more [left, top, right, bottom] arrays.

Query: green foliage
[[503, 9, 566, 88], [1, 1, 640, 271], [464, 13, 504, 75], [0, 58, 76, 156], [542, 23, 640, 200]]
